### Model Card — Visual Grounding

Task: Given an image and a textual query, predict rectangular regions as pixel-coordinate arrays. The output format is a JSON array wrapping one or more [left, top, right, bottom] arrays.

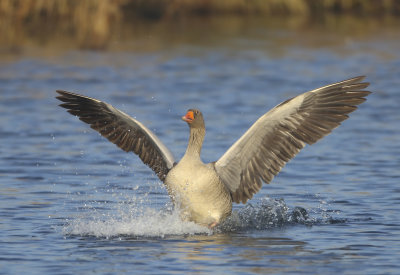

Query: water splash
[[218, 197, 310, 232], [62, 197, 347, 238], [63, 207, 212, 238]]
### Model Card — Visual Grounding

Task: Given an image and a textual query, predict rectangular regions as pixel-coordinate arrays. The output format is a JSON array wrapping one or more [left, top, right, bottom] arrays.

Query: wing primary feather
[[56, 90, 175, 182]]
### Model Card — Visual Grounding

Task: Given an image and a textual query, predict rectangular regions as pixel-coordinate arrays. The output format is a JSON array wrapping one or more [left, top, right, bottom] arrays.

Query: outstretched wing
[[214, 76, 370, 203], [56, 90, 175, 181]]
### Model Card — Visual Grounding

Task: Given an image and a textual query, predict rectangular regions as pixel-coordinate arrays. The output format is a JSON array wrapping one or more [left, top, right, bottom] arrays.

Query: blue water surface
[[1, 26, 400, 274]]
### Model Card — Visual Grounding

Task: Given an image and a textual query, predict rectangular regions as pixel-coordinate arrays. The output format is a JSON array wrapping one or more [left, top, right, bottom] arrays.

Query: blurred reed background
[[0, 0, 399, 53]]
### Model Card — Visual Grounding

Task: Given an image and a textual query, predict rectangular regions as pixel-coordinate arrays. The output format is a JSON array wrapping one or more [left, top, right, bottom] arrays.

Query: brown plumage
[[56, 91, 175, 181], [56, 76, 371, 227]]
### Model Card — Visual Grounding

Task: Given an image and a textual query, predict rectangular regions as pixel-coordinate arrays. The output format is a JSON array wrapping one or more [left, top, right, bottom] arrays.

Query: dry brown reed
[[0, 0, 399, 50]]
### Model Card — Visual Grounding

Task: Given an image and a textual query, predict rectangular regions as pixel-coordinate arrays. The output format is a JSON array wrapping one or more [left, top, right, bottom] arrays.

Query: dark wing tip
[[56, 89, 75, 99], [56, 90, 78, 104], [56, 89, 68, 95], [56, 90, 91, 100], [346, 75, 366, 83], [354, 75, 366, 81], [56, 90, 69, 102]]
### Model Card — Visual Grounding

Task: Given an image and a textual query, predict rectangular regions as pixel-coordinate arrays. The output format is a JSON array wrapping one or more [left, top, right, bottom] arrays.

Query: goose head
[[182, 109, 205, 129]]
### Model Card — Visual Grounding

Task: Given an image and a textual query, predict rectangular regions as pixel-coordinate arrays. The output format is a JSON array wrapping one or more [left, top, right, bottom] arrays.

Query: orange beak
[[182, 110, 194, 123]]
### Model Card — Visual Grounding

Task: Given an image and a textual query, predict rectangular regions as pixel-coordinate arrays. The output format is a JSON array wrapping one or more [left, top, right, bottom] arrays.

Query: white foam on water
[[63, 206, 212, 238]]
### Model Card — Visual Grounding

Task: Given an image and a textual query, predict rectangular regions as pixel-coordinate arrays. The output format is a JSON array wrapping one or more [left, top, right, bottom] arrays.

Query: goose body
[[57, 76, 370, 228], [166, 159, 232, 226]]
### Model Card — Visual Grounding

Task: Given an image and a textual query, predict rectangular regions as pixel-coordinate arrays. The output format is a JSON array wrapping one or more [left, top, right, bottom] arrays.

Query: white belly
[[165, 161, 232, 226]]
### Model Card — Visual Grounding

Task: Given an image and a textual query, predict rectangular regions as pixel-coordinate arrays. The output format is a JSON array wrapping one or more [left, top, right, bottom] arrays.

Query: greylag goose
[[56, 76, 370, 228]]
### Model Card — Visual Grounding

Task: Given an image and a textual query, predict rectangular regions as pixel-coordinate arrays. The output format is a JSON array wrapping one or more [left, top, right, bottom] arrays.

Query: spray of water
[[63, 206, 211, 238], [62, 196, 317, 238]]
